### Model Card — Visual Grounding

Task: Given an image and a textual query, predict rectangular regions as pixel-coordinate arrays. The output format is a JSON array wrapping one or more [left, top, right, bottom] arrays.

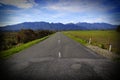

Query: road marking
[[58, 52, 61, 58], [58, 40, 61, 44]]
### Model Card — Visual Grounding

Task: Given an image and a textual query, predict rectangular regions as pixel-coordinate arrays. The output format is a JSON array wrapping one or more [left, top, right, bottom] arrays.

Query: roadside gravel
[[87, 45, 120, 60]]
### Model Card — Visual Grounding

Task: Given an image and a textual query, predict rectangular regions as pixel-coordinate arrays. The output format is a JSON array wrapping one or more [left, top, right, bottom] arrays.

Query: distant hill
[[76, 22, 117, 30], [0, 22, 117, 31]]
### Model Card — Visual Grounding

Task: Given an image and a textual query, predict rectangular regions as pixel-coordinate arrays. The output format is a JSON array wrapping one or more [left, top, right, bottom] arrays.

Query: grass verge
[[63, 31, 119, 53], [63, 31, 120, 62], [0, 36, 49, 59], [63, 32, 87, 45]]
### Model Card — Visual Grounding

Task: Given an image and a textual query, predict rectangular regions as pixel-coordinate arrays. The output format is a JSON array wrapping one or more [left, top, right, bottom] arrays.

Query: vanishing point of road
[[0, 32, 120, 80]]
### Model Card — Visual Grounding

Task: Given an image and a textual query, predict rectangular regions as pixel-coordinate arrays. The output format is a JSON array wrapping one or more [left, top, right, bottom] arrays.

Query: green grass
[[0, 36, 49, 59], [63, 30, 119, 54], [63, 32, 87, 45]]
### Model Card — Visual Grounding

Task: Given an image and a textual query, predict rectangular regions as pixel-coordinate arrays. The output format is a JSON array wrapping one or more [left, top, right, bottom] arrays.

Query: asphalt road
[[0, 32, 120, 80]]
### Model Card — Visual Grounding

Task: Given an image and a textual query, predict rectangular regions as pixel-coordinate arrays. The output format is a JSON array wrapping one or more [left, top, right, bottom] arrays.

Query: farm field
[[63, 30, 120, 54]]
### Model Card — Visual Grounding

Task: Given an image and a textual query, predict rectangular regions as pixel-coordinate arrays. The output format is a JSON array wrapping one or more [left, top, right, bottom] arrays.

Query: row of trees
[[0, 29, 55, 51]]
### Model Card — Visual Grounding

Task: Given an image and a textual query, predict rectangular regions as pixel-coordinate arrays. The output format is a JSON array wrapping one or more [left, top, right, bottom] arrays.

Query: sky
[[0, 0, 120, 26]]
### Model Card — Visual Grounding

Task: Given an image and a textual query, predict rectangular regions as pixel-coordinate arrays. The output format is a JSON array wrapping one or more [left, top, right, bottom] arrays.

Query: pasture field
[[63, 30, 120, 54]]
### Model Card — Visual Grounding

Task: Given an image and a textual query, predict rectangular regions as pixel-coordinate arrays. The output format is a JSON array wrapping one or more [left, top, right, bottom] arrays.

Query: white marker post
[[89, 37, 91, 44], [109, 44, 112, 52]]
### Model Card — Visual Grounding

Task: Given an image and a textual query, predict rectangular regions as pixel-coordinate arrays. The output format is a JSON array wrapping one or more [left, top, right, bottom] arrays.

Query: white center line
[[58, 40, 61, 44], [58, 52, 61, 58]]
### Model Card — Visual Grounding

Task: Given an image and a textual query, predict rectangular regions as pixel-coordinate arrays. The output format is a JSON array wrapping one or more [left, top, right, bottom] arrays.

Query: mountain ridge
[[0, 22, 117, 31]]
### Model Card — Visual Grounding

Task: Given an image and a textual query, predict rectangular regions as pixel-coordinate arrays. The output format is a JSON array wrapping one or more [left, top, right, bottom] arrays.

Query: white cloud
[[45, 0, 115, 13], [0, 0, 37, 8], [0, 21, 20, 26]]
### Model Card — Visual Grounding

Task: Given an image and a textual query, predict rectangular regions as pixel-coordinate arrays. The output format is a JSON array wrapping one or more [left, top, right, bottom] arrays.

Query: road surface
[[0, 32, 120, 80]]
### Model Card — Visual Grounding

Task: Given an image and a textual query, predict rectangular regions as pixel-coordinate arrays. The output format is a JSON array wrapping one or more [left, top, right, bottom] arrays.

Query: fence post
[[89, 37, 91, 44], [109, 44, 112, 52]]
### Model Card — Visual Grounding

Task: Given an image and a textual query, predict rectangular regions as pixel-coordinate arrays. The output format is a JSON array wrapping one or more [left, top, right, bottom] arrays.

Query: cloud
[[44, 0, 115, 13], [0, 0, 119, 25], [0, 0, 37, 8]]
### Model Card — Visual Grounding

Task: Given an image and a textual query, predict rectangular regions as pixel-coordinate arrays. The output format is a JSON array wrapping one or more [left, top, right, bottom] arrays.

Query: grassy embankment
[[63, 30, 120, 61], [0, 36, 48, 59]]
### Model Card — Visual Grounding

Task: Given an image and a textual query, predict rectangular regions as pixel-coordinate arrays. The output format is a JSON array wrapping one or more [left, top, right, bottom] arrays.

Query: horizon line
[[0, 21, 118, 27]]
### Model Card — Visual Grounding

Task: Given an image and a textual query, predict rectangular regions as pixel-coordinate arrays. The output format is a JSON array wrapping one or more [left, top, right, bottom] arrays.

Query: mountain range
[[0, 22, 117, 31]]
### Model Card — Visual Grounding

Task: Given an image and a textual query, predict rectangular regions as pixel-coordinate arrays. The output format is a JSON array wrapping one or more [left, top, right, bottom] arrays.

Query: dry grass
[[63, 30, 119, 54]]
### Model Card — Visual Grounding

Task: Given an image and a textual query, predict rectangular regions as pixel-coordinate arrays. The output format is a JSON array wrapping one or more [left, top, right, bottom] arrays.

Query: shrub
[[16, 29, 37, 43], [1, 29, 55, 51]]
